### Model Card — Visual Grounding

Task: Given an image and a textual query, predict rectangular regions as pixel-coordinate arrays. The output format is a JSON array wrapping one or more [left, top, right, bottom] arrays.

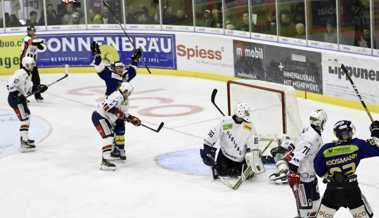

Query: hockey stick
[[341, 64, 374, 122], [211, 89, 225, 116], [103, 0, 152, 74], [27, 74, 69, 98], [141, 122, 164, 133]]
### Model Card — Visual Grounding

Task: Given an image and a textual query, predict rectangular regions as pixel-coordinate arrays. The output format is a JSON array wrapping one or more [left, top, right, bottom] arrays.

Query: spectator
[[323, 20, 337, 43], [279, 11, 296, 37], [175, 9, 190, 26], [295, 22, 305, 39], [163, 6, 176, 24], [6, 13, 22, 27], [26, 11, 39, 26], [211, 8, 222, 28], [356, 28, 373, 48], [41, 4, 59, 25], [239, 13, 250, 31], [198, 9, 213, 27], [92, 14, 103, 24], [71, 12, 81, 24]]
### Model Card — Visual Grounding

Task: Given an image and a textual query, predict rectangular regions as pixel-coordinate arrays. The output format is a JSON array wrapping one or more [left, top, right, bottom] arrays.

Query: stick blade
[[211, 89, 218, 103], [156, 122, 164, 132]]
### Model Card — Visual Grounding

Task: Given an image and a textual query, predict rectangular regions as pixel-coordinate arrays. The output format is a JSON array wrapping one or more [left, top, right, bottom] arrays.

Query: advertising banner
[[322, 53, 379, 105], [0, 35, 24, 75], [233, 40, 323, 93], [176, 34, 234, 76], [37, 32, 177, 69]]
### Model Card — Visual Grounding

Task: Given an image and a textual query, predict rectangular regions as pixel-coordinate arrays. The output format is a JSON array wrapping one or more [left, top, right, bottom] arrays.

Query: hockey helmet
[[27, 25, 36, 35], [333, 120, 355, 141], [234, 103, 251, 123], [112, 61, 125, 76], [309, 109, 327, 131], [119, 82, 134, 97], [22, 57, 36, 71]]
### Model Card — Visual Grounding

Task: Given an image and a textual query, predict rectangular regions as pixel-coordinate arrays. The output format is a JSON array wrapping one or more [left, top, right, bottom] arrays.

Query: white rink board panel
[[176, 33, 234, 76]]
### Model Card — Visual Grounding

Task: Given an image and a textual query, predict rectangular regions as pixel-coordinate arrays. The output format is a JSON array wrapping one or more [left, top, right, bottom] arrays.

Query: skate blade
[[20, 148, 36, 153], [100, 165, 116, 171]]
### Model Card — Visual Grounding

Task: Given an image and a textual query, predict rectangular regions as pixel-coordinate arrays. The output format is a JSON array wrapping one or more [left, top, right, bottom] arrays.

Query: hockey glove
[[200, 144, 217, 166], [115, 109, 125, 120], [370, 120, 379, 138], [90, 41, 101, 56], [131, 48, 142, 63], [126, 115, 141, 126], [32, 39, 45, 50], [287, 171, 300, 188], [38, 84, 48, 93], [17, 94, 27, 103]]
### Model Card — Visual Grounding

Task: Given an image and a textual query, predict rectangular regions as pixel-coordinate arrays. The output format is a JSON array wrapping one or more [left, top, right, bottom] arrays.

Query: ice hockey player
[[286, 109, 328, 218], [200, 103, 264, 180], [20, 25, 45, 102], [268, 136, 295, 184], [6, 57, 48, 152], [91, 82, 141, 170], [91, 42, 142, 161], [90, 41, 141, 96], [314, 120, 379, 218]]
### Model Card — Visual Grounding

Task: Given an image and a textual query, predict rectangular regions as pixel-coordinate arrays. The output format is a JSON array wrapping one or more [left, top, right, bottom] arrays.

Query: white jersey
[[288, 126, 322, 182], [96, 90, 129, 124], [204, 116, 259, 162], [20, 36, 41, 60], [6, 68, 33, 97]]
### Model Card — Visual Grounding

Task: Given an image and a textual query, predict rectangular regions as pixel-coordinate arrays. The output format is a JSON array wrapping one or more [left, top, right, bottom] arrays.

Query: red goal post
[[227, 80, 303, 140]]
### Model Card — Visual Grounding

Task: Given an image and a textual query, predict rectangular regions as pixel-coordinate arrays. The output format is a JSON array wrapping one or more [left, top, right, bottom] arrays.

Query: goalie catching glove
[[126, 115, 141, 126]]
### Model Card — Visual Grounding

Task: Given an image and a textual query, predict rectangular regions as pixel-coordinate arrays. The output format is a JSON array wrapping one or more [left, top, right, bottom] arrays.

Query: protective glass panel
[[250, 0, 277, 35], [125, 0, 160, 24], [44, 0, 84, 25], [194, 0, 222, 28], [162, 0, 193, 26], [308, 0, 337, 43], [87, 0, 123, 24], [278, 0, 306, 38], [339, 0, 371, 47], [224, 0, 249, 31], [374, 0, 379, 49], [4, 0, 45, 27]]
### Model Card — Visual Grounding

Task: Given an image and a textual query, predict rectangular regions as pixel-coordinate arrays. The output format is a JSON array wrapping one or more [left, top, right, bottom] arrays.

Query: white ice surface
[[0, 73, 378, 218]]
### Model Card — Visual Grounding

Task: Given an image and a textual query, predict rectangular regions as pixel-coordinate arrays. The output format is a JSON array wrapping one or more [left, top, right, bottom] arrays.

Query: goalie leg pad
[[316, 204, 337, 218], [245, 149, 265, 174], [350, 205, 371, 218]]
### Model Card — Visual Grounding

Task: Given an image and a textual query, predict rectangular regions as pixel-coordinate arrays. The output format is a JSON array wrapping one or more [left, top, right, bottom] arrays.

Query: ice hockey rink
[[0, 73, 378, 218]]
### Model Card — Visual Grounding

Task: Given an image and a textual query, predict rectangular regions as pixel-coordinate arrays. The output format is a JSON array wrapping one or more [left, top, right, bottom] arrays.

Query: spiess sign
[[37, 33, 177, 69], [175, 34, 234, 76]]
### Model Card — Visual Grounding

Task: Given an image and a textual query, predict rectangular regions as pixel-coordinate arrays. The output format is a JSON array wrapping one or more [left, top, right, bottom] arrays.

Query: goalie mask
[[22, 57, 36, 71], [234, 103, 251, 123], [112, 61, 125, 76], [333, 120, 355, 141], [310, 109, 327, 131]]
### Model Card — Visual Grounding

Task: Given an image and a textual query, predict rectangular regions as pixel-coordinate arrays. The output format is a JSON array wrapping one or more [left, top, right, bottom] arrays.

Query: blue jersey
[[93, 55, 137, 96], [314, 138, 379, 178]]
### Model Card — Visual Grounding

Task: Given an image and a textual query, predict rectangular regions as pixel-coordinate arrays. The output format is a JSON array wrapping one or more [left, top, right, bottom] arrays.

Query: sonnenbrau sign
[[37, 32, 177, 69]]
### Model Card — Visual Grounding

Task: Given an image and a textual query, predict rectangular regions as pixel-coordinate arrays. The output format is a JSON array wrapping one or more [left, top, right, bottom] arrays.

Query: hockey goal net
[[227, 80, 303, 143]]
